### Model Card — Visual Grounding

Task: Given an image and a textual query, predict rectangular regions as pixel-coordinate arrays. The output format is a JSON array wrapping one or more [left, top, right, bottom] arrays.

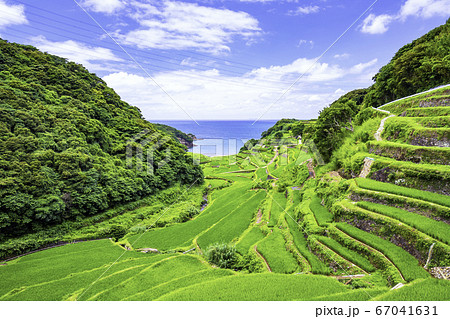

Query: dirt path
[[265, 146, 278, 168], [374, 114, 395, 141], [358, 108, 395, 178], [255, 209, 262, 224], [306, 159, 316, 179], [254, 245, 271, 272], [359, 157, 375, 178], [265, 146, 279, 179]]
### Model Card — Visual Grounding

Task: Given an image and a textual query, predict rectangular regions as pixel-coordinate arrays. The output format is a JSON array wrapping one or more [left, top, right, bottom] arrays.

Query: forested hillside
[[153, 123, 195, 148], [303, 18, 450, 162], [364, 18, 450, 108], [0, 39, 203, 239]]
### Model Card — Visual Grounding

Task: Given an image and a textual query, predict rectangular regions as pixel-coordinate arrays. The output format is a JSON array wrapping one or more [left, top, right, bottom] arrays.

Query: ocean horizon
[[153, 120, 278, 156]]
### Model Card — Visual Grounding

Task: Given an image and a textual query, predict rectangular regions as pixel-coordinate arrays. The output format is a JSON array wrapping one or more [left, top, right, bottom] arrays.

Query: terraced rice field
[[256, 229, 299, 274], [336, 223, 430, 282], [1, 92, 449, 301]]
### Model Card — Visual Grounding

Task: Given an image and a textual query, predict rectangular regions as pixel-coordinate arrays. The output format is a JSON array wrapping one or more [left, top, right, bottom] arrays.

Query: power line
[[2, 28, 285, 91], [4, 10, 295, 86], [12, 0, 290, 76]]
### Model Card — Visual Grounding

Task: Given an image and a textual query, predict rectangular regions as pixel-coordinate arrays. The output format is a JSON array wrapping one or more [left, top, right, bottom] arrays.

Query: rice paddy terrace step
[[379, 85, 450, 116], [367, 141, 450, 165], [352, 153, 450, 194], [334, 223, 429, 283], [400, 106, 450, 117], [335, 201, 450, 272]]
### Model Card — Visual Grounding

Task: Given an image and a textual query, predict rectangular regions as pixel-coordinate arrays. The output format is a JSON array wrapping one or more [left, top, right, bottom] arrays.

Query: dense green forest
[[0, 39, 203, 240], [153, 123, 195, 148], [364, 19, 450, 108]]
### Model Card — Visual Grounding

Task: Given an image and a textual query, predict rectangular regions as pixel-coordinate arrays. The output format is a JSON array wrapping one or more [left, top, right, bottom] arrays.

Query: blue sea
[[154, 120, 278, 156]]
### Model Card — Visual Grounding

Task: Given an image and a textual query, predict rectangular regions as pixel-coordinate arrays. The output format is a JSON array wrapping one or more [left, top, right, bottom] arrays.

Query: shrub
[[129, 225, 147, 234], [178, 205, 200, 222], [100, 224, 127, 241], [204, 243, 238, 269]]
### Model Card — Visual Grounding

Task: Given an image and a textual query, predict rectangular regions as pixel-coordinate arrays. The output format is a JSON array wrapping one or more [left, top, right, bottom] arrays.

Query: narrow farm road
[[254, 245, 272, 272], [374, 113, 396, 141]]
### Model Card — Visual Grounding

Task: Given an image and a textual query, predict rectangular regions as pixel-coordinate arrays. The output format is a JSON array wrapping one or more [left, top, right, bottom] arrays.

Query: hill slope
[[0, 39, 203, 239]]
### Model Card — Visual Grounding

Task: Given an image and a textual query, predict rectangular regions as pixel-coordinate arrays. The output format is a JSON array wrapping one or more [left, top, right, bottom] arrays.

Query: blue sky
[[0, 0, 448, 121]]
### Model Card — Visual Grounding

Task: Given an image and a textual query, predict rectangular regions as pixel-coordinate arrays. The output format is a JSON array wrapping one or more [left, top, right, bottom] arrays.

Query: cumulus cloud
[[361, 14, 393, 34], [361, 0, 450, 34], [0, 0, 27, 28], [289, 5, 320, 15], [102, 57, 378, 120], [112, 1, 261, 54], [399, 0, 450, 19], [80, 0, 125, 14], [247, 57, 345, 82], [31, 36, 124, 72]]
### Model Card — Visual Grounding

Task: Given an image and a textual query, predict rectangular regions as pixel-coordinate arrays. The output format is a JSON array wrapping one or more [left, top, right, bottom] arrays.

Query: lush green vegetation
[[257, 229, 299, 274], [0, 239, 147, 299], [129, 183, 253, 251], [1, 19, 450, 301], [336, 223, 430, 282], [204, 243, 238, 269], [158, 273, 348, 301], [355, 178, 450, 208], [367, 140, 450, 165], [268, 191, 287, 226], [309, 194, 333, 226], [153, 123, 195, 147], [197, 190, 265, 249], [374, 278, 450, 301], [364, 19, 450, 107], [124, 269, 234, 301], [236, 227, 264, 254], [401, 106, 449, 117], [261, 119, 307, 139], [356, 201, 450, 244], [285, 215, 330, 274], [316, 236, 376, 272], [305, 89, 367, 161], [0, 39, 203, 241], [380, 90, 450, 115], [350, 183, 450, 219]]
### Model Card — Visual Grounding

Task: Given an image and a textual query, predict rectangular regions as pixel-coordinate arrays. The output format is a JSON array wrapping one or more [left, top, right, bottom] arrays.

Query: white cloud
[[297, 39, 314, 48], [80, 0, 125, 14], [349, 58, 378, 74], [361, 14, 393, 34], [361, 0, 450, 34], [399, 0, 450, 19], [102, 57, 377, 120], [0, 0, 27, 28], [114, 1, 261, 54], [31, 36, 124, 72], [247, 57, 345, 82], [334, 53, 350, 59], [290, 5, 320, 15]]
